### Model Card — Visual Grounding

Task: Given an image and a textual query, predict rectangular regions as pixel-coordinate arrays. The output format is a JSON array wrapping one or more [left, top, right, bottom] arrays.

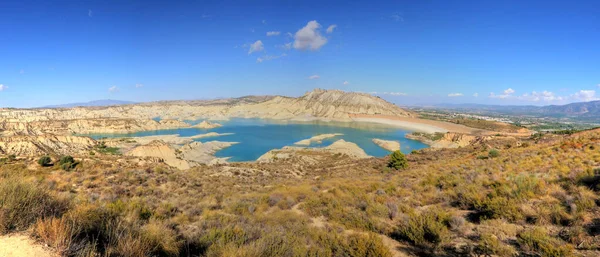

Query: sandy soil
[[0, 234, 56, 257], [351, 114, 484, 134]]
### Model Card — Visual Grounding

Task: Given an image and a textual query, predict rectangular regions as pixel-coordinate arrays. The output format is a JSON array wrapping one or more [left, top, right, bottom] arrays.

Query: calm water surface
[[89, 118, 428, 162]]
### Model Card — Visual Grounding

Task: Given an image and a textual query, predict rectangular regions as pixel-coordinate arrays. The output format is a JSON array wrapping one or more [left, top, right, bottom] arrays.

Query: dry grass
[[1, 129, 600, 256]]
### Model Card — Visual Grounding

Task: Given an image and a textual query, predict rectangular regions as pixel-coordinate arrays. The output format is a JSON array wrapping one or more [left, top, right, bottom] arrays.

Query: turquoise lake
[[90, 118, 429, 162]]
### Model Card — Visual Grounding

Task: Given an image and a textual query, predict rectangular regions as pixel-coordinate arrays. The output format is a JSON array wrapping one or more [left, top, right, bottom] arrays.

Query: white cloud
[[248, 40, 264, 55], [571, 90, 598, 102], [266, 31, 280, 36], [282, 42, 292, 50], [473, 93, 479, 97], [503, 88, 515, 95], [448, 93, 463, 97], [256, 53, 287, 63], [135, 84, 143, 88], [308, 75, 320, 80], [88, 9, 93, 17], [293, 20, 328, 51], [108, 86, 119, 93], [286, 32, 293, 38], [326, 24, 337, 34], [489, 88, 516, 99], [343, 81, 349, 85], [0, 84, 7, 91]]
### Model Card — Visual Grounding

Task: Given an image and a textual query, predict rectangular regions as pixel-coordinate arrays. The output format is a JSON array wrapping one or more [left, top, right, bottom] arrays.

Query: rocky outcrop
[[294, 133, 343, 146], [406, 132, 491, 148], [0, 135, 96, 156], [258, 139, 369, 162], [125, 140, 190, 169], [0, 118, 191, 136], [193, 120, 222, 129], [372, 139, 400, 151], [125, 140, 237, 169]]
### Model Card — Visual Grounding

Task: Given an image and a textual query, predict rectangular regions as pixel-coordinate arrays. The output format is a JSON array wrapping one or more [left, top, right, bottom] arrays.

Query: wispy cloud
[[293, 20, 328, 51], [473, 93, 479, 97], [489, 88, 571, 102], [0, 84, 8, 91], [248, 40, 264, 55], [278, 42, 292, 50], [108, 86, 119, 93], [448, 93, 463, 97], [326, 24, 337, 34], [489, 88, 516, 99], [391, 13, 403, 22], [262, 20, 267, 25], [135, 84, 144, 88], [256, 53, 287, 63], [88, 9, 93, 17], [381, 92, 407, 96], [308, 75, 320, 80], [19, 69, 25, 74], [362, 92, 407, 96], [201, 14, 212, 19], [266, 31, 280, 36], [343, 81, 349, 85], [571, 90, 598, 102]]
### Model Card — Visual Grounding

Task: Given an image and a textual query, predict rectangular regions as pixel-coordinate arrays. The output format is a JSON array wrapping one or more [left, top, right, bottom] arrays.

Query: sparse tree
[[388, 150, 408, 170]]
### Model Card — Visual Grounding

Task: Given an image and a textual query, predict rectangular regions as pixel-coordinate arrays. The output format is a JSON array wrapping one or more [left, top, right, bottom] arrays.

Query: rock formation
[[258, 139, 369, 162], [372, 139, 400, 151], [0, 135, 96, 156], [124, 140, 237, 169], [193, 120, 222, 129], [294, 133, 343, 146]]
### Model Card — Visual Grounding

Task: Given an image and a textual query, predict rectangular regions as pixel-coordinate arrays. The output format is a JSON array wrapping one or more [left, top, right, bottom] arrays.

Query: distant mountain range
[[43, 100, 135, 108], [434, 100, 600, 122]]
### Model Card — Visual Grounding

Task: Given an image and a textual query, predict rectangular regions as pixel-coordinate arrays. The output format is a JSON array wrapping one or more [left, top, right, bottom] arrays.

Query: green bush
[[488, 149, 500, 158], [58, 156, 77, 171], [59, 156, 74, 165], [388, 150, 408, 170], [38, 156, 52, 167]]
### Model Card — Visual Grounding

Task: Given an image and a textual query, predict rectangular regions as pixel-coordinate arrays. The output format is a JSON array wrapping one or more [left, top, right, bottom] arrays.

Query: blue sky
[[0, 0, 598, 107]]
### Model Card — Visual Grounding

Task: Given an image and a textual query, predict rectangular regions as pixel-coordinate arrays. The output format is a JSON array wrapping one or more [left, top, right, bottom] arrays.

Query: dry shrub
[[34, 217, 76, 255], [475, 233, 517, 257], [0, 178, 69, 233], [140, 219, 181, 256], [517, 227, 574, 257], [393, 207, 450, 248]]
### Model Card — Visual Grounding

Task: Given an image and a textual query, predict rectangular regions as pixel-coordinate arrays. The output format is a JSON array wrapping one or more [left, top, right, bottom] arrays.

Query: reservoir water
[[90, 118, 429, 162]]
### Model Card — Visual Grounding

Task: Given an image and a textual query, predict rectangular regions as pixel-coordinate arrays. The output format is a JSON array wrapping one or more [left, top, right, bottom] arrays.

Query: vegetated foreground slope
[[0, 129, 599, 256]]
